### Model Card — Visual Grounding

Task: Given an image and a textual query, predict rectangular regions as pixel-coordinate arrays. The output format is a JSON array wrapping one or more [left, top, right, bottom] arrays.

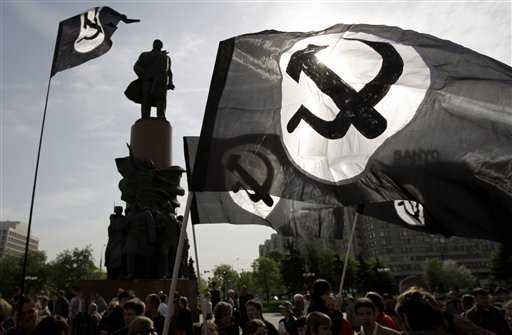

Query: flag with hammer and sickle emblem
[[191, 24, 512, 245], [51, 7, 139, 77], [184, 137, 346, 241]]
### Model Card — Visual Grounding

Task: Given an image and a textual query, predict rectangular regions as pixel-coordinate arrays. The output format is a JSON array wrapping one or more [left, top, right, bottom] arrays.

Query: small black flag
[[51, 7, 139, 77]]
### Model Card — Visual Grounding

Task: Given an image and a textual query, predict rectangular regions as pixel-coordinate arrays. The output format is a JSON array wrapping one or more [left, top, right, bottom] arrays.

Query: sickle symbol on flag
[[285, 39, 404, 139], [227, 151, 274, 207], [76, 8, 104, 44]]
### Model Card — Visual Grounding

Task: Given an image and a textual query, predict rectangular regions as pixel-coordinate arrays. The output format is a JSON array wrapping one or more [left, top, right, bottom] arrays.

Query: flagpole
[[17, 75, 53, 327], [163, 193, 193, 335], [338, 205, 361, 295], [191, 215, 203, 290]]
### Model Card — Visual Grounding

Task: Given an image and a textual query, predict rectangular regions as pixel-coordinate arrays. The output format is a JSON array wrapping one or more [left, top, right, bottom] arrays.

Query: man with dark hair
[[355, 298, 399, 335], [7, 297, 38, 335], [278, 301, 298, 335], [365, 292, 399, 331], [466, 288, 512, 335], [112, 298, 145, 335], [99, 291, 134, 334], [462, 294, 475, 314], [238, 286, 254, 326], [245, 300, 278, 335], [145, 294, 164, 335]]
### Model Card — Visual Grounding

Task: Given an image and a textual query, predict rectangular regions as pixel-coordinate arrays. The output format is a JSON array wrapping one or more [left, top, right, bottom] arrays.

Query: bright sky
[[1, 1, 511, 275]]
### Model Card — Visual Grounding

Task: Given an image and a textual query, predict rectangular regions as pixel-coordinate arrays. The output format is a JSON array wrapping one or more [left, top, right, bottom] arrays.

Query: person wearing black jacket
[[174, 297, 193, 335]]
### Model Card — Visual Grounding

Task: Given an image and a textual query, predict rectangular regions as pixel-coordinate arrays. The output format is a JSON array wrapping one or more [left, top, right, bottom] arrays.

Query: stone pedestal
[[130, 118, 172, 169]]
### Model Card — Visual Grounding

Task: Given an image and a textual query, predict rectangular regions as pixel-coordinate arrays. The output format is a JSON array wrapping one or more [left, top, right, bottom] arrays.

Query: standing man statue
[[125, 39, 175, 119]]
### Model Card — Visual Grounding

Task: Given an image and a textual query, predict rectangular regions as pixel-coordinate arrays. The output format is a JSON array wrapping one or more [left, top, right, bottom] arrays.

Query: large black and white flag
[[51, 7, 139, 77], [185, 137, 344, 240], [191, 24, 512, 243]]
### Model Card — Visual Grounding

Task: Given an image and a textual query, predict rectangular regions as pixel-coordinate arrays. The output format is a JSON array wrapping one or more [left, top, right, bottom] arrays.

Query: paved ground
[[263, 312, 281, 328]]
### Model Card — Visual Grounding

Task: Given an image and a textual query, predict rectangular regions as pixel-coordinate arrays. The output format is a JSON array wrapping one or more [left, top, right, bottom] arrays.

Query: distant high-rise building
[[259, 207, 497, 280], [0, 221, 39, 257]]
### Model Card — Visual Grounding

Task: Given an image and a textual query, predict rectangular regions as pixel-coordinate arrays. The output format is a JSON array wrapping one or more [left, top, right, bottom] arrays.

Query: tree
[[211, 264, 239, 299], [252, 256, 282, 302], [238, 270, 256, 293], [423, 258, 475, 292], [356, 255, 372, 292], [281, 245, 306, 294], [0, 250, 48, 297], [367, 258, 396, 294], [490, 244, 512, 285], [47, 246, 103, 293]]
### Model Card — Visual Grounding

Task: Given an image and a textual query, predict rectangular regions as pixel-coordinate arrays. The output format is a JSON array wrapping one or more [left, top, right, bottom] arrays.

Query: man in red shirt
[[365, 292, 400, 331]]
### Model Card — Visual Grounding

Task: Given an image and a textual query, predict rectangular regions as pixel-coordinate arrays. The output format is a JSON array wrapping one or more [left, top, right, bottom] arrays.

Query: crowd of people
[[1, 279, 512, 335], [200, 280, 512, 335], [0, 287, 193, 335]]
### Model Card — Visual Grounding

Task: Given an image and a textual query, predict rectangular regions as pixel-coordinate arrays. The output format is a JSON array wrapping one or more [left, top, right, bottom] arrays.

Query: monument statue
[[105, 206, 126, 279], [125, 39, 175, 119], [104, 42, 195, 281]]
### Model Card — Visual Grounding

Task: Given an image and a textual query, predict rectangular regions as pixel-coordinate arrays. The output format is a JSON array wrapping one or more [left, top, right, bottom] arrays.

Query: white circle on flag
[[74, 8, 105, 54], [279, 32, 430, 183], [229, 191, 280, 219]]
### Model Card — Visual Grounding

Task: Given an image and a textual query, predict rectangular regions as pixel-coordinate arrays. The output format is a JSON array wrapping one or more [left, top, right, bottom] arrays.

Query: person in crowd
[[245, 319, 266, 335], [238, 286, 254, 327], [157, 293, 168, 318], [343, 296, 359, 330], [127, 316, 157, 335], [201, 292, 213, 321], [174, 297, 193, 335], [365, 292, 400, 331], [31, 315, 69, 335], [494, 288, 510, 307], [307, 280, 331, 315], [325, 295, 353, 335], [396, 287, 495, 335], [210, 284, 221, 311], [1, 298, 14, 335], [54, 291, 70, 320], [69, 287, 85, 335], [100, 291, 135, 334], [7, 297, 38, 335], [37, 296, 51, 320], [277, 301, 298, 335], [354, 298, 399, 335], [461, 294, 475, 315], [466, 288, 512, 335], [145, 294, 164, 335], [445, 290, 463, 316], [113, 299, 146, 335], [213, 301, 238, 335], [307, 280, 348, 335], [292, 295, 305, 319], [201, 319, 218, 335], [245, 300, 278, 335], [504, 300, 512, 330], [84, 302, 102, 335], [94, 294, 108, 316], [381, 294, 400, 328], [305, 312, 331, 335]]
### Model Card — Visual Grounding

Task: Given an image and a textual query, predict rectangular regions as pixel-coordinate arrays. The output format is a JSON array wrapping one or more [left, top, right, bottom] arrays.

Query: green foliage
[[423, 258, 475, 292], [0, 250, 48, 297], [238, 270, 256, 293], [252, 256, 282, 302], [281, 245, 306, 293], [47, 245, 103, 294], [490, 244, 512, 285], [210, 264, 239, 298]]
